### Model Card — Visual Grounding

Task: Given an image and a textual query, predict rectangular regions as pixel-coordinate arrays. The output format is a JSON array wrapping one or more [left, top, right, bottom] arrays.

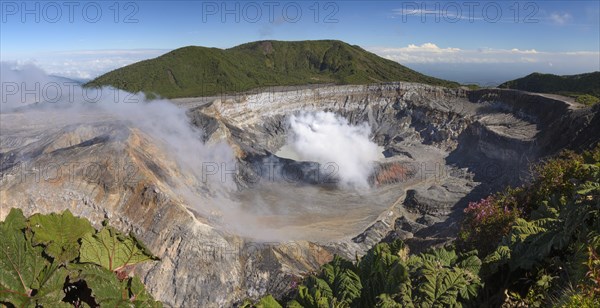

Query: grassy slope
[[499, 71, 600, 98], [86, 40, 459, 98]]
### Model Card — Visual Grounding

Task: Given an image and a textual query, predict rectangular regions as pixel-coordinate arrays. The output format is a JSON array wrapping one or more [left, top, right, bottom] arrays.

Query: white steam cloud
[[0, 62, 236, 219], [287, 112, 381, 189], [0, 63, 386, 241]]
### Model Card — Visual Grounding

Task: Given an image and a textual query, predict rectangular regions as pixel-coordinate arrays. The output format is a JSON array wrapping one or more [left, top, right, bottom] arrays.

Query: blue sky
[[1, 0, 599, 84]]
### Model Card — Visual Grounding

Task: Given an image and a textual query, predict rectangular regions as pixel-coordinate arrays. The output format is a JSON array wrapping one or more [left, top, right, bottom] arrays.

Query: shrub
[[482, 145, 600, 306], [285, 241, 482, 308], [458, 146, 600, 257], [458, 196, 521, 257], [576, 94, 600, 106], [0, 209, 161, 307]]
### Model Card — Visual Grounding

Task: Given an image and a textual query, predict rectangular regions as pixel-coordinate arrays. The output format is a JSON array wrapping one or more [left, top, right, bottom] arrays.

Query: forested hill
[[86, 40, 459, 98]]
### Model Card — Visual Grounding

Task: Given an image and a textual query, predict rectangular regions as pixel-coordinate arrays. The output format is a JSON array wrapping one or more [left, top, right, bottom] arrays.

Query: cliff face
[[194, 84, 471, 155], [194, 84, 594, 185], [1, 83, 598, 306]]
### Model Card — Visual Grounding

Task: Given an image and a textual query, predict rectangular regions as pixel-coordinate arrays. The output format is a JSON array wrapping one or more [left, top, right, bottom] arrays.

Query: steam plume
[[287, 111, 380, 189]]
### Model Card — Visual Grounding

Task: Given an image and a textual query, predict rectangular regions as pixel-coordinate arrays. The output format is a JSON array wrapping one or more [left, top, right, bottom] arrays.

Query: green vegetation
[[289, 242, 481, 308], [477, 147, 600, 307], [86, 40, 459, 98], [463, 84, 483, 90], [244, 240, 481, 308], [0, 209, 161, 307], [241, 295, 283, 308], [247, 145, 600, 307], [499, 72, 600, 105], [576, 94, 600, 106]]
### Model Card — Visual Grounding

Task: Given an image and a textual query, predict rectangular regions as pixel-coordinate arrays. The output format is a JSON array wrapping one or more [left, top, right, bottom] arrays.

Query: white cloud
[[405, 43, 461, 52], [510, 48, 538, 54], [549, 12, 572, 25], [368, 43, 599, 67], [2, 49, 168, 80], [391, 8, 483, 21], [369, 43, 599, 84]]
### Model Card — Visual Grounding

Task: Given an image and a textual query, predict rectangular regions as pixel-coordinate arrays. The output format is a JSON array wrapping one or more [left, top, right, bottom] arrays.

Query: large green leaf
[[1, 209, 161, 307], [32, 264, 71, 307], [71, 263, 162, 307], [73, 263, 130, 306], [79, 225, 158, 271], [255, 294, 282, 308], [296, 278, 336, 308], [321, 255, 361, 304], [409, 248, 482, 307], [332, 269, 361, 304], [376, 293, 402, 307], [0, 209, 46, 306], [484, 245, 511, 269], [456, 254, 482, 277], [305, 276, 334, 299], [287, 300, 304, 308], [1, 208, 27, 231], [29, 210, 94, 263], [397, 280, 415, 308], [357, 241, 408, 307], [421, 248, 457, 267], [417, 267, 464, 307]]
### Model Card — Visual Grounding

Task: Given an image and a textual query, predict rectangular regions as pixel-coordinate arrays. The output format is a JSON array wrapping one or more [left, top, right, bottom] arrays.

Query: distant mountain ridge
[[499, 72, 600, 98], [86, 40, 459, 98]]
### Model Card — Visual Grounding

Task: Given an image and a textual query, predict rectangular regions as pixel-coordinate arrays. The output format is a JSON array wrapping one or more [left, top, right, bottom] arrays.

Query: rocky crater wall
[[2, 83, 598, 307]]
